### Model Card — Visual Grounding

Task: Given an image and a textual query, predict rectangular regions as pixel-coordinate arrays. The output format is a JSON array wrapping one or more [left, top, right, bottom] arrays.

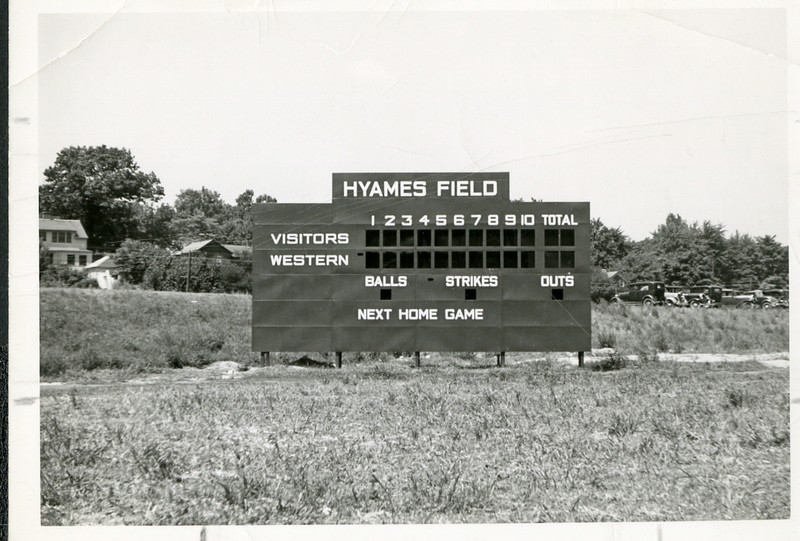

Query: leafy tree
[[590, 218, 632, 269], [40, 146, 164, 250], [135, 203, 178, 249], [170, 188, 276, 246], [114, 239, 171, 284], [590, 266, 616, 303], [174, 187, 228, 219], [754, 235, 788, 282]]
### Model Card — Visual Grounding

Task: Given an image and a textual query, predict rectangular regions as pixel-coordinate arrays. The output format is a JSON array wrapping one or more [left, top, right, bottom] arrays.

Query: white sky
[[36, 7, 789, 242]]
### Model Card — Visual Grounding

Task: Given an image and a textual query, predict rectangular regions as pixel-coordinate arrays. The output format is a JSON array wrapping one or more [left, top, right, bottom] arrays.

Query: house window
[[39, 231, 46, 241], [67, 254, 75, 265], [79, 255, 87, 266], [53, 231, 72, 243]]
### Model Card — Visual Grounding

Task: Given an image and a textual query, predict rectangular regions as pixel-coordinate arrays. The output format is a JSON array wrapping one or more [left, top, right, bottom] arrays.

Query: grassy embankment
[[40, 288, 790, 377], [38, 288, 790, 525]]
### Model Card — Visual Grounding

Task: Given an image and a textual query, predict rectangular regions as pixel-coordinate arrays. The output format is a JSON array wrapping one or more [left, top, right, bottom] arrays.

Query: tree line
[[591, 215, 789, 301], [39, 146, 789, 296], [39, 145, 275, 252]]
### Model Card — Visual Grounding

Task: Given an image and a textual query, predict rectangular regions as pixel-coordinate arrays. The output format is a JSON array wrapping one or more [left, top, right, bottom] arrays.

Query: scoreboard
[[252, 173, 591, 354]]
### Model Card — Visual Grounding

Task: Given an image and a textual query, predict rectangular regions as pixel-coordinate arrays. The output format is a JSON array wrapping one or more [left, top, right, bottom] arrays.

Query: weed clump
[[588, 352, 628, 372], [597, 331, 617, 349]]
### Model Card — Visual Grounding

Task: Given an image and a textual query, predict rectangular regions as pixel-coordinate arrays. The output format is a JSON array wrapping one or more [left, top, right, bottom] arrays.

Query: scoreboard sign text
[[252, 173, 590, 352]]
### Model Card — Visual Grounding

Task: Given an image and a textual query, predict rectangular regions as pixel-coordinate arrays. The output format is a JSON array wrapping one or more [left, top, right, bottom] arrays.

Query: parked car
[[664, 286, 688, 307], [684, 285, 723, 308], [719, 288, 756, 309], [763, 289, 789, 309], [743, 290, 779, 309], [612, 281, 666, 306]]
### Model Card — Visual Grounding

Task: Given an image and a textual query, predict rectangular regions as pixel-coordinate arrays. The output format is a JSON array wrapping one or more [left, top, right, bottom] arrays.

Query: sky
[[36, 7, 789, 243]]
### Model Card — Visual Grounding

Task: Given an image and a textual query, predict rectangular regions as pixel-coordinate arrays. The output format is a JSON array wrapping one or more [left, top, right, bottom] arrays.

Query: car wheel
[[642, 298, 653, 307], [689, 300, 699, 308], [762, 302, 772, 310]]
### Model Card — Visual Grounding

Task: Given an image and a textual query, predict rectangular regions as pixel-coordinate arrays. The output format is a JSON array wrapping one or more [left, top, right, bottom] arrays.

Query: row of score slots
[[363, 227, 576, 270]]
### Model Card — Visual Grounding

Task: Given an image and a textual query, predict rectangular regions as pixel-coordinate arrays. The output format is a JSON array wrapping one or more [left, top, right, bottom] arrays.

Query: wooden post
[[497, 351, 505, 367], [414, 351, 421, 368], [578, 351, 584, 368], [260, 351, 270, 366], [336, 351, 342, 368], [185, 251, 192, 292]]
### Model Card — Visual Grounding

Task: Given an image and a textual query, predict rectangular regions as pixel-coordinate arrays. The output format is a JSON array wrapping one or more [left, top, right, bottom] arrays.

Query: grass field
[[41, 360, 789, 525], [40, 288, 790, 377], [38, 288, 790, 525]]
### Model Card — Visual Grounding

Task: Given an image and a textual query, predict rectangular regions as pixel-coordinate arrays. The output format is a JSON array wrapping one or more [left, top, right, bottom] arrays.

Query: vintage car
[[763, 289, 789, 309], [742, 290, 780, 309], [612, 281, 666, 306], [719, 288, 756, 308], [683, 285, 723, 308], [664, 285, 688, 307]]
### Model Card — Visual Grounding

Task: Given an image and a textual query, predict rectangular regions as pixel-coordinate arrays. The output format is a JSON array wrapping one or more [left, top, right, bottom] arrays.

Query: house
[[605, 270, 628, 290], [39, 218, 94, 268], [221, 244, 252, 261], [84, 255, 120, 289], [175, 240, 252, 261]]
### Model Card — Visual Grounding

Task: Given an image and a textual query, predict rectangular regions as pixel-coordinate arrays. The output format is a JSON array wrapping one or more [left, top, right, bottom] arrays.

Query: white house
[[39, 218, 93, 268]]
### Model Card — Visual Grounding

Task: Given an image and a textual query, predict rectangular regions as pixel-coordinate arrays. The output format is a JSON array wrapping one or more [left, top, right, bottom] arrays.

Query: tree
[[40, 146, 165, 251], [590, 218, 632, 270], [114, 239, 171, 284], [170, 188, 277, 246], [590, 266, 616, 303]]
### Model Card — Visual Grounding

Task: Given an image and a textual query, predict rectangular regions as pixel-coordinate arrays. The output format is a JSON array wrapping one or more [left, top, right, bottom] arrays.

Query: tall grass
[[40, 289, 790, 378], [40, 288, 258, 376], [40, 361, 789, 525], [592, 302, 788, 354]]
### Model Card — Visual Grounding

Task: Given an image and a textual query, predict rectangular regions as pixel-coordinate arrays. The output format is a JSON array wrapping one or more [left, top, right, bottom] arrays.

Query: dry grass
[[40, 360, 789, 525], [39, 288, 790, 524], [40, 289, 790, 378], [592, 302, 789, 354]]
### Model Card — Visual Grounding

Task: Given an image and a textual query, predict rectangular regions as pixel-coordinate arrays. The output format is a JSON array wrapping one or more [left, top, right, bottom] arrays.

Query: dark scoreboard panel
[[252, 173, 591, 352]]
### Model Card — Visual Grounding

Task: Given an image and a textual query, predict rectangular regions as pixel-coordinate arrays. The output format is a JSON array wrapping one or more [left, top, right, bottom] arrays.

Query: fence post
[[260, 351, 270, 366], [336, 351, 342, 368]]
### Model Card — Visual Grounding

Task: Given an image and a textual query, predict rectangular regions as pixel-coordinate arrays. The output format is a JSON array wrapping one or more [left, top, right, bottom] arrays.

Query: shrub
[[40, 266, 97, 288], [588, 352, 628, 371], [591, 267, 616, 303], [597, 330, 617, 349], [114, 240, 171, 284]]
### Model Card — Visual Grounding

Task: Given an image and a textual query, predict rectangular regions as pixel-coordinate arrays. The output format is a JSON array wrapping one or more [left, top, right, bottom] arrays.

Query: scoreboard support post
[[336, 351, 343, 369], [496, 351, 506, 367], [414, 351, 421, 368], [578, 351, 585, 368], [260, 351, 270, 367]]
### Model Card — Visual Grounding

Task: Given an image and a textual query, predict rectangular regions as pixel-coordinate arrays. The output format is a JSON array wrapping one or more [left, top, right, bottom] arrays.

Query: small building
[[39, 218, 93, 268], [605, 270, 628, 290], [174, 239, 236, 261], [85, 255, 120, 289], [221, 244, 252, 261]]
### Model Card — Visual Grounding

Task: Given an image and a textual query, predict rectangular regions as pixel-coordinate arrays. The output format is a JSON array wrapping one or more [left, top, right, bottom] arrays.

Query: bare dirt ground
[[39, 350, 790, 388]]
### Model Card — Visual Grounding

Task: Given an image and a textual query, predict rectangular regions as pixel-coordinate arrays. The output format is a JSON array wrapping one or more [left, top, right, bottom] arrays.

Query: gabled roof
[[39, 218, 88, 238], [174, 239, 231, 255], [85, 255, 118, 269], [222, 244, 252, 258]]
